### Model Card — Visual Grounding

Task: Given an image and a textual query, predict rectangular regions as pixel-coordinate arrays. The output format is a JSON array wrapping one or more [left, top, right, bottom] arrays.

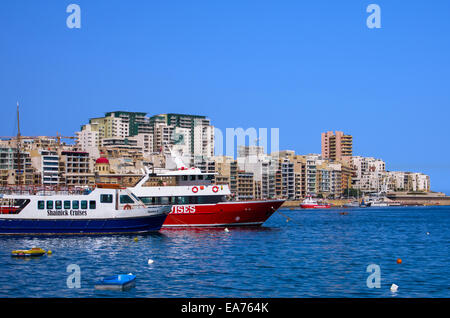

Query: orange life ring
[[123, 204, 132, 210], [192, 186, 199, 193], [212, 186, 219, 193]]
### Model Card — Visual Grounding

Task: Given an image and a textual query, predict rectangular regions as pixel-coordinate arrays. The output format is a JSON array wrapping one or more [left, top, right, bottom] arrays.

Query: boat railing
[[0, 185, 89, 196]]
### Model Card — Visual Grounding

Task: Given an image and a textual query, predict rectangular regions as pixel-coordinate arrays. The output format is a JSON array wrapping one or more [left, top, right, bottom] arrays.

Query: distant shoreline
[[281, 193, 450, 208]]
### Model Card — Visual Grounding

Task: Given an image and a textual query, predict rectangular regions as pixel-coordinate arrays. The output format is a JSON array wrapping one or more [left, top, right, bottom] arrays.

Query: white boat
[[129, 150, 284, 227], [343, 201, 360, 208], [0, 184, 170, 235], [367, 197, 389, 207], [299, 196, 331, 209]]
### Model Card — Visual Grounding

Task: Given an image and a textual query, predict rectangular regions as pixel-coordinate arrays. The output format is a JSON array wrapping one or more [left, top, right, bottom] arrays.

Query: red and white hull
[[163, 200, 285, 227]]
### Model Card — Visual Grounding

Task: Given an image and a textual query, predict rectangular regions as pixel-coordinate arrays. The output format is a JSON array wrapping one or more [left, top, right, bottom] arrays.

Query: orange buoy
[[396, 258, 402, 264]]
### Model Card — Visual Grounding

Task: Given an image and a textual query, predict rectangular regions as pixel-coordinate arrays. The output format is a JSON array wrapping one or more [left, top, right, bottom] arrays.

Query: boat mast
[[16, 102, 21, 186]]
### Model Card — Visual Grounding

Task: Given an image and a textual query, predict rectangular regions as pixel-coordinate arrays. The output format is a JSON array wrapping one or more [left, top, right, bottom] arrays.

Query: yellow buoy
[[47, 250, 52, 255], [134, 237, 138, 242]]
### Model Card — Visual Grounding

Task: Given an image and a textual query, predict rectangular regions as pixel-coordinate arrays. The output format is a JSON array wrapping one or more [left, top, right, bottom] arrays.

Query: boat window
[[205, 175, 214, 181], [100, 194, 113, 203], [190, 175, 195, 181], [120, 195, 134, 204], [129, 192, 140, 203], [182, 175, 188, 181], [72, 200, 79, 209], [139, 197, 153, 205], [64, 201, 71, 209], [160, 197, 170, 204], [55, 201, 62, 209], [176, 196, 189, 205], [89, 200, 96, 209], [81, 200, 88, 209], [137, 195, 225, 205], [198, 175, 203, 180], [46, 201, 53, 209], [198, 195, 226, 204], [37, 201, 45, 210]]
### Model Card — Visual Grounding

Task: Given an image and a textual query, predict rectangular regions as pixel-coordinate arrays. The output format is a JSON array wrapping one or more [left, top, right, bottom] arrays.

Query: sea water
[[0, 206, 448, 297]]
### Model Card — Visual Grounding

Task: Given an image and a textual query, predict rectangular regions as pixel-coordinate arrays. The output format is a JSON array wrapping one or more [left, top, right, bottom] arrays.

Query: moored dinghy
[[95, 274, 136, 291], [11, 247, 46, 257]]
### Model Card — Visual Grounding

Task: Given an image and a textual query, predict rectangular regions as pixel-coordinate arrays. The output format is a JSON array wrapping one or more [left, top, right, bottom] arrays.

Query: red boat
[[164, 200, 284, 227], [130, 154, 284, 227], [300, 196, 331, 209]]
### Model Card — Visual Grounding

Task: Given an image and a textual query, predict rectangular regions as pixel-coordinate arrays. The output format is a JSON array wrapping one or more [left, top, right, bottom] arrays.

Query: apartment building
[[386, 171, 430, 192], [276, 158, 295, 200], [238, 146, 276, 199], [150, 113, 215, 161], [351, 156, 386, 192], [235, 170, 255, 200], [75, 123, 100, 154], [59, 151, 94, 186], [321, 131, 353, 161], [0, 147, 37, 185], [31, 150, 60, 185], [78, 111, 152, 152]]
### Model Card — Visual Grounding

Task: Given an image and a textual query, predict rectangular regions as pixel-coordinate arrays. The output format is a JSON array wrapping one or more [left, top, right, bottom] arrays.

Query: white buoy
[[148, 259, 154, 265], [390, 283, 399, 292], [224, 228, 229, 232], [426, 232, 430, 235]]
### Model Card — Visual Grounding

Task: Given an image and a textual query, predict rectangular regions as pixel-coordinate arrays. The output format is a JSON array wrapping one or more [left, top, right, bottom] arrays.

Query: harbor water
[[0, 206, 449, 298]]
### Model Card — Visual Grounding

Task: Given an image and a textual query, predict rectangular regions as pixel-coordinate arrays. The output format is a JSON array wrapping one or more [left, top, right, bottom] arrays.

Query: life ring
[[212, 186, 219, 193], [123, 204, 132, 210], [192, 186, 199, 193]]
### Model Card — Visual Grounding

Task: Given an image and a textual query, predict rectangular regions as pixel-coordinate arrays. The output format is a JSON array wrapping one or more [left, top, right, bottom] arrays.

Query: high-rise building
[[321, 131, 353, 161], [149, 113, 214, 161], [104, 111, 151, 136]]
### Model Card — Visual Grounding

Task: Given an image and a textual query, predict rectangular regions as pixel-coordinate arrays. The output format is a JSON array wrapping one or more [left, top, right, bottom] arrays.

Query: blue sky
[[0, 1, 449, 193]]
